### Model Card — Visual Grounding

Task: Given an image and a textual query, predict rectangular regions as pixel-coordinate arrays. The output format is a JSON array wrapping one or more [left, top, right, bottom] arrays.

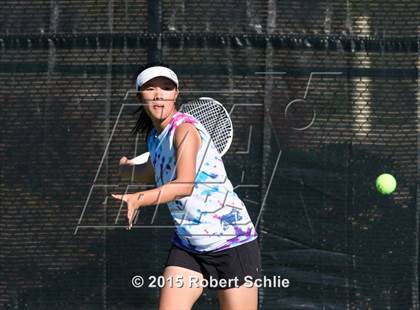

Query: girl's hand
[[119, 156, 135, 178], [119, 156, 134, 166], [111, 192, 144, 230]]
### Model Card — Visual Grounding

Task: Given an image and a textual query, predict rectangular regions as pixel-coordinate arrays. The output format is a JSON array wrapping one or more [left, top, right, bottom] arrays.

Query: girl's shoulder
[[169, 112, 206, 136], [168, 111, 210, 147], [171, 112, 198, 129]]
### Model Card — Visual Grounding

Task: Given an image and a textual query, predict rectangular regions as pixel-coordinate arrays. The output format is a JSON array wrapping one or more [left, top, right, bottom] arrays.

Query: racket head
[[179, 97, 233, 156]]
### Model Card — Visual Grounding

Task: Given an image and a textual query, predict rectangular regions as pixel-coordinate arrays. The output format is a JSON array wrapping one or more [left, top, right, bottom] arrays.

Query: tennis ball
[[376, 173, 397, 195]]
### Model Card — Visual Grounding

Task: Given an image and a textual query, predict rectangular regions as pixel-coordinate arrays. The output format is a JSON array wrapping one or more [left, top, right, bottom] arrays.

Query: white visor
[[136, 66, 179, 90]]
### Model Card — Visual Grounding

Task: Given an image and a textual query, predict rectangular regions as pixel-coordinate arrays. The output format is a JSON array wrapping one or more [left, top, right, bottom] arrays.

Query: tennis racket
[[130, 97, 233, 164]]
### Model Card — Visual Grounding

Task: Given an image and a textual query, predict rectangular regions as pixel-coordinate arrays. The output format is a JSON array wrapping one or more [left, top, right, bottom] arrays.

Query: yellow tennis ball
[[376, 173, 397, 195]]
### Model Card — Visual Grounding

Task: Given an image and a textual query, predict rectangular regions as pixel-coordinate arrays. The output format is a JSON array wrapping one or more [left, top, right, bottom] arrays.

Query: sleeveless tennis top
[[146, 111, 258, 253]]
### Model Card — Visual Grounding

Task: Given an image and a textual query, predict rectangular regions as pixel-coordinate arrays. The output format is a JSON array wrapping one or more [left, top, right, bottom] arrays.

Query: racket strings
[[180, 99, 232, 155]]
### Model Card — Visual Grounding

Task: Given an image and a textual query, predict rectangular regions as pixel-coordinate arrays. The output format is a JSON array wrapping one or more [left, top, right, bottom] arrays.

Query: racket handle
[[130, 152, 150, 165]]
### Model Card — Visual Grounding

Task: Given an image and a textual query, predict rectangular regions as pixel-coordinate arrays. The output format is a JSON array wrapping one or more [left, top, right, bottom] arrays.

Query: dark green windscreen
[[1, 1, 418, 309]]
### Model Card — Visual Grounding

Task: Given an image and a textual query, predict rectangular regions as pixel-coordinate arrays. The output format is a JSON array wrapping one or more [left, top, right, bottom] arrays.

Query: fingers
[[126, 207, 139, 230], [111, 193, 130, 204], [110, 192, 140, 230], [119, 156, 128, 165], [111, 193, 139, 203], [111, 193, 123, 201]]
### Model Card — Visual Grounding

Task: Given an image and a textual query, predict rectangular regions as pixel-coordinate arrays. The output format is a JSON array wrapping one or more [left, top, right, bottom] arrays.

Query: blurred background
[[0, 1, 418, 309]]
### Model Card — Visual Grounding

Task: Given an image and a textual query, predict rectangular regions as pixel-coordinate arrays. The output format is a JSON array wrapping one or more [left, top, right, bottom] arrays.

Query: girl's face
[[138, 76, 179, 122]]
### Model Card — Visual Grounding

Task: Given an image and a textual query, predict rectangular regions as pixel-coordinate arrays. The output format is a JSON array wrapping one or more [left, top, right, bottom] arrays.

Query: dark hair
[[130, 62, 176, 140]]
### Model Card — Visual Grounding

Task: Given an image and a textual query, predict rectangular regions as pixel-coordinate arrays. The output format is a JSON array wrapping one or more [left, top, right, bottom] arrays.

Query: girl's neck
[[154, 110, 178, 134]]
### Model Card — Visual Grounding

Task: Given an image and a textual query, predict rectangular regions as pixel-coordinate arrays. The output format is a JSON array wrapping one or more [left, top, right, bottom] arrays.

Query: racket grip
[[130, 152, 150, 165]]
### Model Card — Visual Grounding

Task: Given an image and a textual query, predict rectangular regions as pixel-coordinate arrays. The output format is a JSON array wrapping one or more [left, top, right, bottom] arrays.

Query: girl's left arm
[[112, 122, 201, 209], [139, 122, 201, 205]]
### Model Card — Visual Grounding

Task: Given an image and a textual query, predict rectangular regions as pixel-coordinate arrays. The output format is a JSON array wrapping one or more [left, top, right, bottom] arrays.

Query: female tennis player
[[112, 63, 261, 310]]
